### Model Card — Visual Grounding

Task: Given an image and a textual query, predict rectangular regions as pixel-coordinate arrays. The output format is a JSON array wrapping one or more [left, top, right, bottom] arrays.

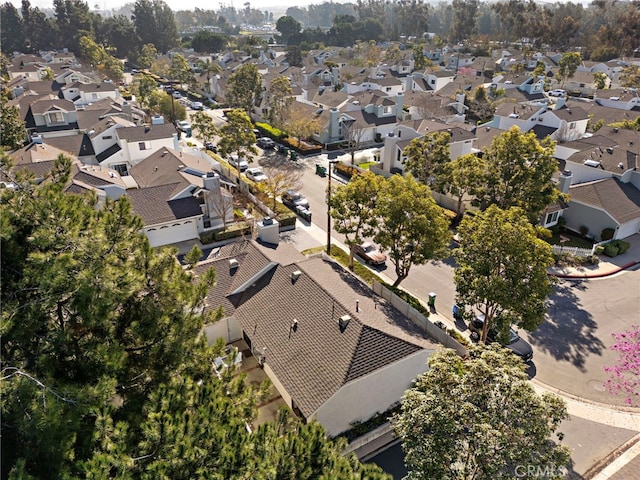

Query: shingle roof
[[127, 183, 202, 225], [570, 178, 640, 224], [42, 134, 95, 157], [116, 123, 176, 142]]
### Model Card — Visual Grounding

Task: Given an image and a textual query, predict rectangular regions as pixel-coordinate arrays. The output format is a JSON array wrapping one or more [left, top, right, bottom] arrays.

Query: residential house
[[377, 119, 476, 176], [553, 128, 640, 240], [196, 240, 441, 436], [61, 81, 121, 106], [595, 89, 640, 110], [25, 97, 79, 137], [128, 147, 233, 246], [95, 123, 178, 174]]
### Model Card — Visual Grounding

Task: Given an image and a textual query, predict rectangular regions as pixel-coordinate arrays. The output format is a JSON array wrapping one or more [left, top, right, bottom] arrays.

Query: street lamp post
[[326, 159, 339, 254]]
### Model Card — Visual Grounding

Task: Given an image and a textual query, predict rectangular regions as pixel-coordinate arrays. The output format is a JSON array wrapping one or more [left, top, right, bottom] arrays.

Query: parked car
[[468, 314, 534, 362], [245, 167, 268, 182], [228, 154, 248, 172], [176, 120, 192, 137], [191, 101, 204, 110], [548, 89, 566, 97], [354, 242, 387, 266], [281, 189, 309, 209], [257, 137, 275, 149], [204, 141, 217, 152], [172, 91, 183, 99]]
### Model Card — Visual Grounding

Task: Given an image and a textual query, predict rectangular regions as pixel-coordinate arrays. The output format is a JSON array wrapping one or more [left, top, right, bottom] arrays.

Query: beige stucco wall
[[313, 349, 434, 437]]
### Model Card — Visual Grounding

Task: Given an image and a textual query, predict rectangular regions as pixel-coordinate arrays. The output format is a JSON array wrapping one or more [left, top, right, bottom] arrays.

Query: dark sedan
[[468, 314, 533, 362]]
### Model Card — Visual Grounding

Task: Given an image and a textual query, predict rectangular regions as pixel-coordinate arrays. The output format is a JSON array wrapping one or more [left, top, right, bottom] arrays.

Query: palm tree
[[197, 58, 222, 95]]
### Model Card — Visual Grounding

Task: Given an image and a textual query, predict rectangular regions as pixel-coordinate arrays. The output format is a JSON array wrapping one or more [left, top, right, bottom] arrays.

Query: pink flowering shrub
[[604, 325, 640, 406]]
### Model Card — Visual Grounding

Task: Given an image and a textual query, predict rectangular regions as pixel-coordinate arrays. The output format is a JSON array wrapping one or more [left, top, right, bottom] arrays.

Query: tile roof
[[192, 240, 438, 418], [127, 183, 202, 225], [569, 178, 640, 224]]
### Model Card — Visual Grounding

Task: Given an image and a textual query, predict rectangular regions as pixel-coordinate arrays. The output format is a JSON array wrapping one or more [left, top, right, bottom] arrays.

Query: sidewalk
[[547, 233, 640, 279]]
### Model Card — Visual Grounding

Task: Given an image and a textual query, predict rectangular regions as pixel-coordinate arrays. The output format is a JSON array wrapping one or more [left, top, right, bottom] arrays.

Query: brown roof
[[570, 178, 640, 224], [193, 241, 439, 418], [116, 123, 176, 142], [127, 183, 202, 225]]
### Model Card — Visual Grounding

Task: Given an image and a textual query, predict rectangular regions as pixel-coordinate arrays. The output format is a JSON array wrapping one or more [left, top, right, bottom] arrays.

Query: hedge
[[200, 222, 252, 244], [254, 122, 286, 140], [276, 211, 297, 228], [334, 162, 362, 180], [604, 239, 630, 257]]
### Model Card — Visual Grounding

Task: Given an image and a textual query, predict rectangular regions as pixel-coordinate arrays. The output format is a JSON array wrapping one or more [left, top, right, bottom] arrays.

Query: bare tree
[[260, 163, 304, 211], [343, 118, 367, 165]]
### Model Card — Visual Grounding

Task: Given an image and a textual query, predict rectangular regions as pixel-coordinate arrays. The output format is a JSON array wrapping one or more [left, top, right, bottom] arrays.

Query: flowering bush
[[604, 325, 640, 406]]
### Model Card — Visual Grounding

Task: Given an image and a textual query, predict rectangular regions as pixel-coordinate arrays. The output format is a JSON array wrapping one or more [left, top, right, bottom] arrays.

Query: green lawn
[[547, 231, 594, 249]]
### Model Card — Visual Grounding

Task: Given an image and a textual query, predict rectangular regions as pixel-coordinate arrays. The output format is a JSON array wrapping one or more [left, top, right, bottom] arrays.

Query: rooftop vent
[[583, 159, 601, 168], [263, 217, 273, 225], [606, 147, 614, 154], [229, 258, 239, 269], [291, 270, 302, 282], [338, 315, 351, 331]]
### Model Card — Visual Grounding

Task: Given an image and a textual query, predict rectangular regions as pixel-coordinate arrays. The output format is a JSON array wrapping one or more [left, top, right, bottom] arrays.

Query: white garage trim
[[145, 218, 199, 247], [616, 220, 640, 240]]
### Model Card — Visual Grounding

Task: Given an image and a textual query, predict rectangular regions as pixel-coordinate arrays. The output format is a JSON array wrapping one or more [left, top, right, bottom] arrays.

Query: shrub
[[590, 255, 600, 265], [594, 245, 605, 255], [557, 216, 567, 231], [276, 211, 297, 228], [254, 122, 286, 140], [604, 243, 620, 257], [334, 162, 362, 180], [601, 227, 615, 241], [611, 239, 630, 255], [199, 223, 251, 243]]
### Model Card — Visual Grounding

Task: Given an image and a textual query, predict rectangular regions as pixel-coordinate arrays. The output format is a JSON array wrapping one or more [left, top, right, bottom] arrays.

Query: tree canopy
[[216, 108, 259, 176], [374, 174, 450, 287], [402, 131, 451, 193], [329, 171, 385, 270], [225, 63, 263, 114], [453, 205, 555, 343], [473, 126, 559, 222], [394, 345, 571, 480]]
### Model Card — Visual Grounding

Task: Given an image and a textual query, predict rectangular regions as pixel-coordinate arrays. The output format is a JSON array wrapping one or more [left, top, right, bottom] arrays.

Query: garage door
[[616, 220, 640, 240], [145, 220, 198, 247]]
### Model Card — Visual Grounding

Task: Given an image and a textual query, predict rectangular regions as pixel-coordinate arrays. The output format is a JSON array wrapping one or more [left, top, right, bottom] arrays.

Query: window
[[102, 135, 112, 140], [138, 141, 151, 150], [113, 164, 128, 176], [92, 93, 98, 99], [46, 111, 64, 124], [545, 211, 559, 226], [569, 122, 576, 130], [386, 87, 391, 92], [383, 106, 392, 115]]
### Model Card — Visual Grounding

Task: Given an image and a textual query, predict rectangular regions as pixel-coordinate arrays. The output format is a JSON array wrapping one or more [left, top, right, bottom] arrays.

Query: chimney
[[558, 170, 572, 194]]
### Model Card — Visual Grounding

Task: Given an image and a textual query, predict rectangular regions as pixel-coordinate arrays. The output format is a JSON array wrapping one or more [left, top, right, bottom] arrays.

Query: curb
[[549, 260, 640, 279], [583, 433, 640, 480], [530, 378, 640, 415]]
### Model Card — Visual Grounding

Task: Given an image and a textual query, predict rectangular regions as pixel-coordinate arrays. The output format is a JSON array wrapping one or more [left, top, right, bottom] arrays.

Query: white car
[[548, 89, 566, 97], [228, 154, 248, 172], [245, 167, 268, 182]]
